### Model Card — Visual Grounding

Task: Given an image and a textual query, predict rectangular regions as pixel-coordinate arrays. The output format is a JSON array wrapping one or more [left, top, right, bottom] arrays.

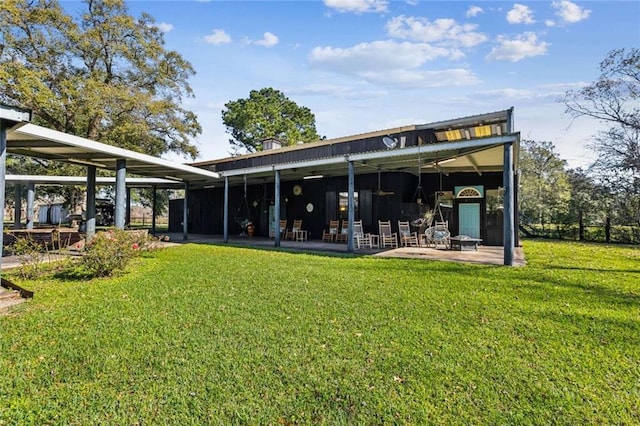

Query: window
[[338, 191, 358, 221]]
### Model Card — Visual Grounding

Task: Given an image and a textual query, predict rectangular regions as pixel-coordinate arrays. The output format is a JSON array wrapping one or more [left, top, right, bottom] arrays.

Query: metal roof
[[6, 122, 219, 186], [190, 108, 519, 187], [6, 174, 183, 188]]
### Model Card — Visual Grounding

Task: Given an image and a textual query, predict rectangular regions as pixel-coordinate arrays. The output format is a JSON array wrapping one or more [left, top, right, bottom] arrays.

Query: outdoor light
[[303, 174, 323, 180]]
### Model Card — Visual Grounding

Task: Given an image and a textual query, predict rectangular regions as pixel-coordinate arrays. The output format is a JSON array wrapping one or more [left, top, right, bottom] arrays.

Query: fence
[[519, 218, 640, 245]]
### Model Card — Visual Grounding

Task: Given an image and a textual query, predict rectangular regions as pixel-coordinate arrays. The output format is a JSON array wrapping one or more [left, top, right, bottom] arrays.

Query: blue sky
[[112, 1, 638, 167]]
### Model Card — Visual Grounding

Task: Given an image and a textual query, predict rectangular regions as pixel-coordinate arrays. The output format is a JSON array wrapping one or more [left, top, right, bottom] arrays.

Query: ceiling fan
[[374, 167, 394, 196]]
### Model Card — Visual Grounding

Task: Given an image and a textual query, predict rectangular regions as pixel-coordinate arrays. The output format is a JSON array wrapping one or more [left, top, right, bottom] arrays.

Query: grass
[[1, 240, 639, 424]]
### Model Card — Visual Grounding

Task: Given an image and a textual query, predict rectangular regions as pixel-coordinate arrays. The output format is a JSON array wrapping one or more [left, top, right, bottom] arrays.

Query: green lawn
[[1, 240, 639, 424]]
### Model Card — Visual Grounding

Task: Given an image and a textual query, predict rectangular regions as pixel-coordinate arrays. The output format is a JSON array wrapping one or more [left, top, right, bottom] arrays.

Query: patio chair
[[285, 219, 303, 240], [270, 219, 287, 238], [378, 220, 398, 248], [353, 220, 372, 249], [425, 221, 450, 249], [398, 220, 419, 247], [335, 220, 348, 243], [322, 220, 340, 242]]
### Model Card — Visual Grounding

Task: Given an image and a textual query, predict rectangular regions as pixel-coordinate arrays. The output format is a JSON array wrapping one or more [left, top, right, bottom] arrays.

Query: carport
[[0, 103, 219, 273]]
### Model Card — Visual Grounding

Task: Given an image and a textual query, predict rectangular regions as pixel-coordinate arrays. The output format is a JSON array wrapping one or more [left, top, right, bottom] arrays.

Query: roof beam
[[467, 154, 482, 176]]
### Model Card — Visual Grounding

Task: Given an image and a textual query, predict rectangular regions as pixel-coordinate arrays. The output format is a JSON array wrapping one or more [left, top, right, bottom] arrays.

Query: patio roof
[[5, 174, 183, 188], [6, 122, 219, 185]]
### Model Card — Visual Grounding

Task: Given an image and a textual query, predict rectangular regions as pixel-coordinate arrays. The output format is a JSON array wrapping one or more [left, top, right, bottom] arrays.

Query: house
[[169, 108, 520, 248]]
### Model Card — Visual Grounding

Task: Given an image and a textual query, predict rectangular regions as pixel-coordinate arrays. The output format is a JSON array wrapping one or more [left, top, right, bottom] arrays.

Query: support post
[[0, 120, 8, 273], [274, 170, 281, 247], [182, 183, 188, 241], [86, 165, 97, 243], [223, 176, 229, 243], [115, 159, 126, 229], [347, 161, 355, 253], [26, 182, 35, 230], [13, 184, 21, 229], [126, 186, 131, 228], [503, 142, 515, 266], [151, 185, 157, 236]]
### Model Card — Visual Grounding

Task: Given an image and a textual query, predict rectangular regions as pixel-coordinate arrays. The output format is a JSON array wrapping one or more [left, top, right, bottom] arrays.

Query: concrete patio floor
[[161, 233, 526, 267]]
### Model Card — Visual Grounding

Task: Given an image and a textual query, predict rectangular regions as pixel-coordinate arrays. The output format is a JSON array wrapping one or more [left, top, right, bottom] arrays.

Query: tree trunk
[[579, 210, 584, 241], [605, 217, 611, 243]]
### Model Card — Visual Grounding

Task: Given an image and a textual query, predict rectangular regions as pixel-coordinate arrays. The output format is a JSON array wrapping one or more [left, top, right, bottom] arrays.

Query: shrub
[[8, 235, 45, 279], [81, 229, 139, 277]]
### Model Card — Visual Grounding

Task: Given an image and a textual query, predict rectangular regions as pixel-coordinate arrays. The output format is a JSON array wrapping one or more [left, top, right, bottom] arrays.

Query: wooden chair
[[398, 220, 419, 247], [335, 220, 348, 243], [353, 220, 372, 249], [322, 220, 340, 242], [378, 220, 398, 248], [271, 219, 287, 238], [285, 219, 303, 240]]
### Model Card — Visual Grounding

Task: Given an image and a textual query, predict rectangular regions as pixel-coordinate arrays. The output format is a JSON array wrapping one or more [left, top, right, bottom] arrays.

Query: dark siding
[[170, 170, 508, 245]]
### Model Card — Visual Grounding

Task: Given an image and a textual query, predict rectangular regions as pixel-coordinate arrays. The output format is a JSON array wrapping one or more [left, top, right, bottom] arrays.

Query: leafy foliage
[[0, 0, 201, 158], [0, 0, 202, 212], [80, 228, 143, 277], [222, 87, 322, 153], [519, 140, 571, 231]]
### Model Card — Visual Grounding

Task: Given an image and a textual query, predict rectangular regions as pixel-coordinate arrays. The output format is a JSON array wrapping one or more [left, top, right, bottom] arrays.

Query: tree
[[518, 140, 571, 236], [562, 48, 640, 239], [0, 0, 201, 213], [222, 87, 322, 153], [0, 0, 200, 158], [561, 48, 639, 190]]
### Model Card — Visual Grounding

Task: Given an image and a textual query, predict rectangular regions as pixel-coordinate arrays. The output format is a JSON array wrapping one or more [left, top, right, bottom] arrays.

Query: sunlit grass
[[1, 240, 639, 424]]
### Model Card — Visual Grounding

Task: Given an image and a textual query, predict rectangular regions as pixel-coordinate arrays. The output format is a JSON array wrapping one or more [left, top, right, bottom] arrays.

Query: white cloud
[[506, 4, 536, 24], [288, 84, 388, 99], [310, 40, 453, 73], [323, 0, 388, 14], [156, 22, 173, 33], [545, 19, 556, 27], [204, 29, 232, 45], [485, 32, 549, 62], [360, 68, 481, 88], [386, 16, 487, 48], [466, 6, 483, 18], [308, 40, 480, 87], [552, 1, 591, 24], [254, 32, 279, 48]]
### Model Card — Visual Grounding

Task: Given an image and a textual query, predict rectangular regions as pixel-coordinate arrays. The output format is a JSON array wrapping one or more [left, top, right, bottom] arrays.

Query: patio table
[[449, 235, 482, 251]]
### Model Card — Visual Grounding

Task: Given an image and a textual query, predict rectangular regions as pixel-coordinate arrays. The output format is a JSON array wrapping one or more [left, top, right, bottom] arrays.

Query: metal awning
[[6, 175, 183, 188], [215, 136, 518, 185], [6, 122, 219, 185]]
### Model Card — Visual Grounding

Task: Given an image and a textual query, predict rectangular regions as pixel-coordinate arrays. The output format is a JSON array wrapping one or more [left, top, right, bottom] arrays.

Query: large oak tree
[[0, 0, 200, 212], [0, 0, 201, 158]]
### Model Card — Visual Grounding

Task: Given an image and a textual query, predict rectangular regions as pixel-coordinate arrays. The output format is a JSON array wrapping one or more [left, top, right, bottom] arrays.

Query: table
[[369, 234, 379, 249], [449, 235, 482, 251], [294, 230, 308, 241]]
